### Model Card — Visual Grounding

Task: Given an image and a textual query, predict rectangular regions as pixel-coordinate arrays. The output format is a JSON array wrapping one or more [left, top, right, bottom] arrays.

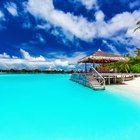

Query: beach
[[107, 77, 140, 103]]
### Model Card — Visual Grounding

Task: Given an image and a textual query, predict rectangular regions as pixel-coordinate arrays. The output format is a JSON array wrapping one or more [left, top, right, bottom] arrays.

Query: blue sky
[[0, 0, 139, 69]]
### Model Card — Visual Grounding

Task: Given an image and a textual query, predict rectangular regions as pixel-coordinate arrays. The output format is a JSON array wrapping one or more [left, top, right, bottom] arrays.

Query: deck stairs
[[86, 68, 105, 90]]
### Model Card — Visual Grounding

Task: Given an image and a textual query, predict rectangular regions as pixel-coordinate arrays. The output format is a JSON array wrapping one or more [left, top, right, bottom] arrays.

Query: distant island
[[0, 69, 76, 74]]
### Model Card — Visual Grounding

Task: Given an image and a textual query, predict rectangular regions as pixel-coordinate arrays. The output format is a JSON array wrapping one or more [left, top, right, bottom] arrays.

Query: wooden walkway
[[70, 72, 140, 90], [100, 73, 140, 85]]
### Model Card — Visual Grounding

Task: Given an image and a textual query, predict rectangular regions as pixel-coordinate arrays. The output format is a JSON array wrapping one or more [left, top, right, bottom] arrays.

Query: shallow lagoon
[[0, 74, 140, 140]]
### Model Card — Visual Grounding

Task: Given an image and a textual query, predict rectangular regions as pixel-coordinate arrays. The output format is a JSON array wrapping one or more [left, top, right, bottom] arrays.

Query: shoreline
[[107, 77, 140, 103]]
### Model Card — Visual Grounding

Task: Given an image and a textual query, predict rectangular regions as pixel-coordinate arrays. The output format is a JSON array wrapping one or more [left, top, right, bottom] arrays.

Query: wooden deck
[[100, 73, 140, 85], [70, 72, 140, 90]]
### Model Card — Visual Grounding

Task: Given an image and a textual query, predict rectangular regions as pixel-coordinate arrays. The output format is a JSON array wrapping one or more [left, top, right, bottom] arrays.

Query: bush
[[130, 64, 140, 73]]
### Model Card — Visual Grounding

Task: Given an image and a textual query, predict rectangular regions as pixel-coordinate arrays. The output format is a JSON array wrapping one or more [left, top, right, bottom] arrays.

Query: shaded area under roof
[[78, 49, 128, 63]]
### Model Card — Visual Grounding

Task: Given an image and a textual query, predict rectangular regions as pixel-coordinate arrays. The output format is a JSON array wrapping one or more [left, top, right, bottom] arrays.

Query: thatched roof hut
[[78, 49, 128, 64]]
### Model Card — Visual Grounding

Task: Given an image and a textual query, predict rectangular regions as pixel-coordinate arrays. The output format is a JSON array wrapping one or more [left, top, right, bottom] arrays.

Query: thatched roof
[[78, 49, 128, 63]]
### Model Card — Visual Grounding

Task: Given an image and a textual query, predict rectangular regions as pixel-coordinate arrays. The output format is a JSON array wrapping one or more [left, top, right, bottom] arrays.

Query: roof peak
[[98, 48, 101, 51]]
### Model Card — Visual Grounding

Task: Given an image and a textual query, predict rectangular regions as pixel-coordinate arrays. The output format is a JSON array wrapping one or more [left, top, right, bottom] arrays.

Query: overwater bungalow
[[70, 49, 137, 90]]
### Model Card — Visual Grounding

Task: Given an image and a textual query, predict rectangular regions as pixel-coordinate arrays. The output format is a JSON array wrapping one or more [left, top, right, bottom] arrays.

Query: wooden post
[[114, 76, 116, 84], [93, 63, 95, 68], [133, 74, 134, 79], [108, 75, 110, 85], [122, 75, 124, 83], [85, 63, 87, 73], [121, 74, 124, 83]]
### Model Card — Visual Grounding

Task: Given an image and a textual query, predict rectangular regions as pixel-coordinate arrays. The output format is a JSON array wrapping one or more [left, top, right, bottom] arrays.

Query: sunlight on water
[[0, 74, 140, 140]]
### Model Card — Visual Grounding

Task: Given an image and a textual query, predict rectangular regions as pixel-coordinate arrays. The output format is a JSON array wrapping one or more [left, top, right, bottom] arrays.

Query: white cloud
[[95, 10, 140, 39], [0, 52, 10, 58], [95, 10, 140, 53], [20, 49, 46, 61], [0, 49, 86, 69], [95, 10, 105, 22], [54, 59, 68, 67], [12, 56, 18, 59], [27, 0, 140, 40], [5, 3, 18, 16], [27, 0, 96, 41], [26, 0, 140, 54], [48, 51, 87, 64]]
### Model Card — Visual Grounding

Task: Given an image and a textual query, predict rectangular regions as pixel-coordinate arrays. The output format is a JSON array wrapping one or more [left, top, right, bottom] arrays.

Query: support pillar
[[108, 75, 110, 85], [133, 74, 134, 79], [85, 63, 87, 73], [114, 76, 116, 84], [122, 75, 124, 83], [121, 74, 124, 83]]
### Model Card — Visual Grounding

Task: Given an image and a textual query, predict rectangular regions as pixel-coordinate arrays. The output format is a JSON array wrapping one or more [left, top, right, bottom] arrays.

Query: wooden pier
[[71, 49, 139, 90], [70, 68, 105, 90], [70, 72, 140, 90], [100, 73, 138, 85]]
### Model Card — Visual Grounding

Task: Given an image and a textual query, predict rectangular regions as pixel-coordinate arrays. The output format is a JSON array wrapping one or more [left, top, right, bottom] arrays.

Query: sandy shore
[[107, 77, 140, 102]]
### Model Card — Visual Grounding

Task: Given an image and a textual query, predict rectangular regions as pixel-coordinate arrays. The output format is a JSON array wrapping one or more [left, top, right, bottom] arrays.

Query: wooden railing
[[92, 68, 105, 88], [70, 73, 94, 88], [70, 69, 106, 90]]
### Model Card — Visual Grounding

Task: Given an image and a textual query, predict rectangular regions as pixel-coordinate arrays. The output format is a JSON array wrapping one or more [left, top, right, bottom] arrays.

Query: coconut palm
[[134, 21, 140, 32], [119, 61, 130, 73]]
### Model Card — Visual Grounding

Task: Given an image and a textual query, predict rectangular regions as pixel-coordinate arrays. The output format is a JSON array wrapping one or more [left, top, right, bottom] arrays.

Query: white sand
[[107, 77, 140, 102]]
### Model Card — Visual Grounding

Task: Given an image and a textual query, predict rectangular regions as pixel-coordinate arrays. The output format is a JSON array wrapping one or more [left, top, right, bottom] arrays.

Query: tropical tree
[[118, 61, 130, 73], [134, 21, 140, 32]]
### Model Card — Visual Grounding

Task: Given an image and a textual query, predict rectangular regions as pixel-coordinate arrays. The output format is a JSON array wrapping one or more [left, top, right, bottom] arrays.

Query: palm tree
[[119, 61, 130, 73], [134, 21, 140, 32]]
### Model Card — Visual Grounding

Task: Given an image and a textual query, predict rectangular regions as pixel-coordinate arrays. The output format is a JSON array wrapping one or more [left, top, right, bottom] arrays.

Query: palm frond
[[136, 21, 140, 25], [134, 26, 140, 32]]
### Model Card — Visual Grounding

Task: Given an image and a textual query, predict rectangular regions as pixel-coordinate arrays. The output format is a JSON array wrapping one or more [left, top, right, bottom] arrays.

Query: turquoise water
[[0, 74, 140, 140]]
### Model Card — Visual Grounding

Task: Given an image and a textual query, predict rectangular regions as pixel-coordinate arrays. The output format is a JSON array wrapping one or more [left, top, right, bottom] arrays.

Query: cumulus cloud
[[26, 0, 140, 49], [95, 10, 105, 22], [95, 10, 140, 53], [0, 49, 86, 70], [0, 52, 10, 58], [48, 51, 87, 64], [95, 10, 140, 38], [5, 2, 18, 16], [27, 0, 96, 41], [20, 49, 46, 61]]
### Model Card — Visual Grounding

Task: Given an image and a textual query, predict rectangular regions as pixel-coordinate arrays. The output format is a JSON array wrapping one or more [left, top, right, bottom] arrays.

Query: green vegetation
[[128, 48, 140, 73], [100, 48, 140, 73]]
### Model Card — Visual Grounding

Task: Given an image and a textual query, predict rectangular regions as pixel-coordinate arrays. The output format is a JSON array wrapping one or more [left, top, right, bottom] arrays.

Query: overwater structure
[[70, 49, 134, 90]]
